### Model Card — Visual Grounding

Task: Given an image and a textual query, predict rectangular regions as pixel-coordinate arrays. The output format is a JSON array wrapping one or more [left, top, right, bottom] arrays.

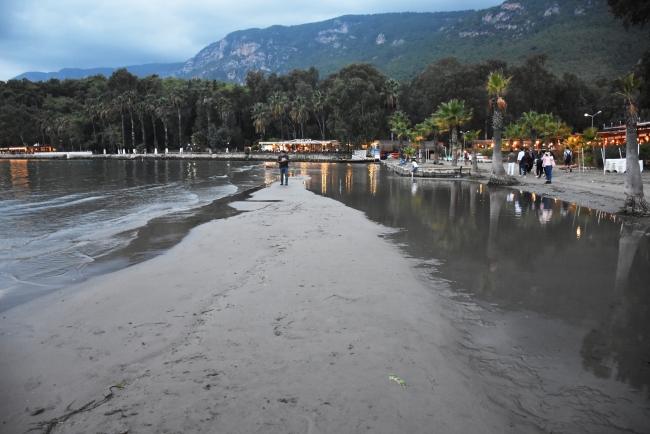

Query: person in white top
[[517, 149, 525, 175], [411, 159, 419, 179]]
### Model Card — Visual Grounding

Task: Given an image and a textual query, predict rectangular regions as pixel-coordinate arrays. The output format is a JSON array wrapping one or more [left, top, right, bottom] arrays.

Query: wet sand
[[0, 179, 523, 433]]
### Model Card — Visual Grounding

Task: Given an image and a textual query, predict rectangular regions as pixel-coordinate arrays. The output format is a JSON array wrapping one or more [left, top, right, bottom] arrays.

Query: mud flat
[[1, 179, 523, 433]]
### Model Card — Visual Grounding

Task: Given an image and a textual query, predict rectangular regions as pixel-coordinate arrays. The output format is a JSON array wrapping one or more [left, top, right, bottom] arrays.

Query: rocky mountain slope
[[14, 0, 647, 83]]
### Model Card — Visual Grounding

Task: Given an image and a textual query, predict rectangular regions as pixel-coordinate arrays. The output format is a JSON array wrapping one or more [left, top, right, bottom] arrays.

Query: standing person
[[536, 149, 544, 178], [507, 149, 517, 176], [411, 159, 419, 179], [542, 150, 555, 184], [563, 146, 573, 173], [278, 150, 289, 185], [520, 150, 533, 178], [517, 148, 525, 175]]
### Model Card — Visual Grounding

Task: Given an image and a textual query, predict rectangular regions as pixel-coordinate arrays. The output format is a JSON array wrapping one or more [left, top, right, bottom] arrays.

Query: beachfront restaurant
[[0, 144, 55, 154], [259, 139, 340, 152], [598, 122, 650, 147]]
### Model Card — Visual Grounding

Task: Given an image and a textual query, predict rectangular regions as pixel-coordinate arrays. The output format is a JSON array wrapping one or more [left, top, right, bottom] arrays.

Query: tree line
[[0, 52, 648, 155]]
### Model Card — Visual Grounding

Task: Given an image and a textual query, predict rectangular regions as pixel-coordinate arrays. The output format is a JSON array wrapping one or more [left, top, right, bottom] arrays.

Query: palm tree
[[124, 91, 138, 152], [382, 78, 400, 110], [217, 97, 231, 126], [423, 115, 443, 164], [518, 111, 541, 148], [200, 90, 215, 128], [113, 94, 128, 153], [145, 95, 159, 153], [169, 86, 185, 150], [503, 123, 524, 150], [251, 102, 270, 140], [134, 99, 149, 152], [290, 96, 310, 139], [617, 73, 649, 215], [486, 71, 515, 185], [268, 92, 289, 140], [540, 117, 571, 148], [155, 97, 172, 152], [97, 100, 111, 153], [312, 90, 327, 140], [434, 99, 473, 166], [389, 110, 411, 158], [54, 116, 69, 150], [82, 98, 99, 148]]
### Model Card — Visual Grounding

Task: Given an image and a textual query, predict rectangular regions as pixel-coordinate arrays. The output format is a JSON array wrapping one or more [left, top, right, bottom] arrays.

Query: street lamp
[[461, 130, 468, 154], [584, 111, 602, 128]]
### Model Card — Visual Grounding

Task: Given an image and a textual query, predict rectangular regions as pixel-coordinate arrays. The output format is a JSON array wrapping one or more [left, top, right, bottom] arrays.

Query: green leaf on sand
[[389, 374, 406, 387]]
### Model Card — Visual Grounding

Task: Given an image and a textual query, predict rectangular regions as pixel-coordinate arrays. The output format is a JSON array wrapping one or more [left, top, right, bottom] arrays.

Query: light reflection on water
[[296, 162, 650, 431]]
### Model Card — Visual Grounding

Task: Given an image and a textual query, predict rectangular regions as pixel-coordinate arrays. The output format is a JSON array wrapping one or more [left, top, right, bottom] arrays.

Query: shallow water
[[298, 162, 650, 433], [0, 159, 266, 310]]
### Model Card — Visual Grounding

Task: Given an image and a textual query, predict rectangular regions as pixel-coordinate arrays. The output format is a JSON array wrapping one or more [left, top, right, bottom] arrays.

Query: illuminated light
[[576, 226, 581, 239]]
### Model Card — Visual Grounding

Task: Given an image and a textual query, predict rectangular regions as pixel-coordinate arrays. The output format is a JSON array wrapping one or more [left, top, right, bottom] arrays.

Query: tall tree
[[382, 78, 400, 110], [145, 95, 159, 152], [169, 86, 185, 150], [389, 110, 410, 158], [113, 94, 128, 152], [618, 73, 650, 215], [155, 97, 172, 151], [486, 71, 516, 185], [434, 99, 473, 166], [608, 0, 650, 31], [290, 96, 310, 139], [312, 90, 327, 140], [124, 91, 138, 151], [268, 92, 289, 140], [251, 102, 270, 140]]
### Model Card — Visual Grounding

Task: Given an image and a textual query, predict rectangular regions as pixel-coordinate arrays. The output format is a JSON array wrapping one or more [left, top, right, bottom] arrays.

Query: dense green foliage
[[1, 49, 648, 152]]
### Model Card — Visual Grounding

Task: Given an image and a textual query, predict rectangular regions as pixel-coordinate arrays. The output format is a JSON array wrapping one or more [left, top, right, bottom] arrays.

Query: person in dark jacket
[[520, 150, 533, 178], [278, 150, 289, 185]]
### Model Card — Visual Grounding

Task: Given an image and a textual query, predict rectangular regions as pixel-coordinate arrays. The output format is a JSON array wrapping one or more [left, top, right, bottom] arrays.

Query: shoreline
[[386, 160, 650, 216], [0, 178, 525, 433], [0, 183, 267, 314]]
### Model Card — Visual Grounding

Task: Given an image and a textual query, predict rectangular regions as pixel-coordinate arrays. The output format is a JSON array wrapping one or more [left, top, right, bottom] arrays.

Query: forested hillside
[[14, 0, 648, 84], [3, 51, 648, 154]]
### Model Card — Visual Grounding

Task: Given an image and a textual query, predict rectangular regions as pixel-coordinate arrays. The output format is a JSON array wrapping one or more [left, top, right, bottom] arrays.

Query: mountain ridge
[[12, 0, 648, 83]]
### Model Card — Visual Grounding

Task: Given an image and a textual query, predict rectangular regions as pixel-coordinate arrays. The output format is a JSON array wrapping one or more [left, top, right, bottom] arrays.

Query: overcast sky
[[0, 0, 502, 81]]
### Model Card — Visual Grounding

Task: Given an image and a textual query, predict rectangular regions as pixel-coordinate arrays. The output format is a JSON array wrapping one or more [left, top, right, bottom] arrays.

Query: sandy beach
[[0, 179, 524, 434]]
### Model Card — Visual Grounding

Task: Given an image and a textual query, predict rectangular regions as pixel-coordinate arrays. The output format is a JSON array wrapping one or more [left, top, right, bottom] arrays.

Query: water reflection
[[301, 163, 650, 399]]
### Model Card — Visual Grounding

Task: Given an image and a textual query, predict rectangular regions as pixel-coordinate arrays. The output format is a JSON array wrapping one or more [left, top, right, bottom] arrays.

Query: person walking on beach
[[520, 150, 533, 178], [411, 159, 419, 179], [507, 149, 516, 176], [517, 148, 525, 175], [278, 150, 289, 185], [535, 149, 544, 178], [542, 150, 555, 184], [563, 147, 573, 173]]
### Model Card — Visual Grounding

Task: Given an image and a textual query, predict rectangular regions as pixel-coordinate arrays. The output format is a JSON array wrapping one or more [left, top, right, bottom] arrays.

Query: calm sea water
[[0, 159, 267, 309], [296, 162, 650, 433]]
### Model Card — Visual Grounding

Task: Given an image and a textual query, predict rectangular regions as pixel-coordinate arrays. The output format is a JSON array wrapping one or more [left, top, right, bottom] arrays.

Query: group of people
[[507, 147, 572, 184]]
